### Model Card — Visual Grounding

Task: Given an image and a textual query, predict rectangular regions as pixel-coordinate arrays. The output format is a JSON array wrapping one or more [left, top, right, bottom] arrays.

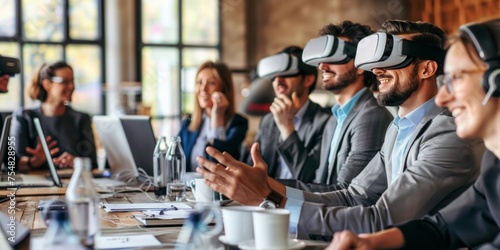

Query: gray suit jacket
[[296, 103, 484, 239], [283, 90, 393, 191], [249, 100, 330, 183], [315, 90, 392, 189]]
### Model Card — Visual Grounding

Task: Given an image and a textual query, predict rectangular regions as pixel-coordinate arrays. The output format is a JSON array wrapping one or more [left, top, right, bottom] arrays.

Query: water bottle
[[65, 157, 100, 247], [153, 136, 169, 199], [166, 136, 186, 201], [176, 203, 224, 250], [42, 210, 87, 250]]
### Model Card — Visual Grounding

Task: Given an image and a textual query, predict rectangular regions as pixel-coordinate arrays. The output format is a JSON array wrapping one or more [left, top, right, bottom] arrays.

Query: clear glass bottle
[[65, 157, 100, 248], [166, 136, 186, 201], [153, 136, 169, 199], [43, 208, 87, 249]]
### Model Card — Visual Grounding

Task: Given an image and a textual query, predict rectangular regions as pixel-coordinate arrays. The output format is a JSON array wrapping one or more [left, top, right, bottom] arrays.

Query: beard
[[377, 67, 419, 106], [322, 67, 357, 92]]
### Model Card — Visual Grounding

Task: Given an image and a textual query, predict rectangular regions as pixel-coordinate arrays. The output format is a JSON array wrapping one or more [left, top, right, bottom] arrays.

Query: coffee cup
[[252, 209, 290, 249], [221, 206, 264, 245], [189, 178, 213, 202]]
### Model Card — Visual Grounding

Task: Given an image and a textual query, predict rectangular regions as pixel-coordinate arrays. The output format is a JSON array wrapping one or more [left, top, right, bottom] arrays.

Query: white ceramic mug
[[221, 206, 264, 245], [252, 209, 290, 249], [189, 178, 213, 202]]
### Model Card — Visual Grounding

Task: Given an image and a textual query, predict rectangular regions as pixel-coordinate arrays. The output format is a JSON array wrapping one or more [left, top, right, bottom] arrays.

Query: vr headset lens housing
[[0, 56, 21, 76], [257, 53, 299, 79], [302, 35, 356, 66], [354, 32, 446, 71]]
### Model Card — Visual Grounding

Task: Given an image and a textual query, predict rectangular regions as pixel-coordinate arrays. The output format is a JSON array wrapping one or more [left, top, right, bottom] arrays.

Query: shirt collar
[[393, 97, 436, 130], [331, 88, 367, 119], [294, 100, 310, 129]]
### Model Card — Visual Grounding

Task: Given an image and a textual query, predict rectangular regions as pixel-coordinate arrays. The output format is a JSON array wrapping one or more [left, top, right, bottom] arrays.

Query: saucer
[[218, 235, 238, 246], [238, 239, 306, 250]]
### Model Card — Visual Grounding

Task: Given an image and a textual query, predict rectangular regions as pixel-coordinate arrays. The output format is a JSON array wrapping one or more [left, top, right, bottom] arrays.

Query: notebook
[[132, 210, 192, 226], [0, 117, 61, 188]]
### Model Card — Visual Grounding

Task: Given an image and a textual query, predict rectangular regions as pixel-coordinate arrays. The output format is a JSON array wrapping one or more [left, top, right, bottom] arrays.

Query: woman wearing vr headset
[[178, 61, 248, 172], [11, 61, 97, 171], [327, 18, 500, 250]]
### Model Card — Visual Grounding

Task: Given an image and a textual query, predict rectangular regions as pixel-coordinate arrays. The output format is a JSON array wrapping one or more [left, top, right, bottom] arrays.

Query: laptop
[[0, 118, 62, 188], [92, 116, 140, 181], [119, 116, 156, 179]]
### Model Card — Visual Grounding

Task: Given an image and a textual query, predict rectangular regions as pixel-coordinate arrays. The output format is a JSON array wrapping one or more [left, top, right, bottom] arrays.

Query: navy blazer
[[178, 114, 248, 172]]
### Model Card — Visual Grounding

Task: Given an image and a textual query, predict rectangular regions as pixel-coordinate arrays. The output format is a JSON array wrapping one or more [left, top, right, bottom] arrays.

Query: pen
[[159, 205, 178, 215], [142, 205, 178, 217]]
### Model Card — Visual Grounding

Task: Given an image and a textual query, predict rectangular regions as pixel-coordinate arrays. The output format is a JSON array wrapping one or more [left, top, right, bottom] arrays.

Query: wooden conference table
[[0, 186, 329, 249]]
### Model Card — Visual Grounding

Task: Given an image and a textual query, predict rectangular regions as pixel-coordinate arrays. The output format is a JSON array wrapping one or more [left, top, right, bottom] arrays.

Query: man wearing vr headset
[[0, 55, 21, 131], [327, 18, 500, 250], [247, 46, 331, 183], [196, 20, 482, 238], [286, 21, 393, 192]]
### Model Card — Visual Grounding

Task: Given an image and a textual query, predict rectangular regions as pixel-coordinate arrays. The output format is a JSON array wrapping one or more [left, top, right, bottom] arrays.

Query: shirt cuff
[[208, 127, 226, 140], [285, 197, 303, 235], [286, 186, 304, 201]]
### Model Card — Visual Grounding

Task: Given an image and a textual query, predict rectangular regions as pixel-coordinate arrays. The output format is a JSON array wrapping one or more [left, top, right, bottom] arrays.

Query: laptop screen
[[33, 118, 62, 187], [119, 116, 156, 178], [92, 116, 139, 180]]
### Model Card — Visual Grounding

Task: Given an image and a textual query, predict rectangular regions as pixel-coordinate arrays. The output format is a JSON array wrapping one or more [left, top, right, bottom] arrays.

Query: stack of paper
[[102, 202, 192, 212], [133, 209, 193, 226]]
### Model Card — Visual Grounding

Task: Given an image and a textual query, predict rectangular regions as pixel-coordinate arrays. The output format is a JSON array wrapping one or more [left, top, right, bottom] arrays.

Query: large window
[[0, 0, 105, 114], [138, 0, 221, 136]]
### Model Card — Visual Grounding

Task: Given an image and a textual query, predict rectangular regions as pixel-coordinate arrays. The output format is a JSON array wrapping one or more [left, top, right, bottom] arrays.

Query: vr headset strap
[[401, 40, 446, 64]]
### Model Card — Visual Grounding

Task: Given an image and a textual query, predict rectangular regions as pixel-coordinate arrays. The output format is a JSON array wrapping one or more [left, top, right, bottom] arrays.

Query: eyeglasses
[[50, 76, 74, 85], [438, 69, 484, 94]]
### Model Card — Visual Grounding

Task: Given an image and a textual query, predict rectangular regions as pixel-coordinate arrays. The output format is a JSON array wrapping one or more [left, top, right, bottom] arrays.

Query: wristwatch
[[258, 189, 284, 209]]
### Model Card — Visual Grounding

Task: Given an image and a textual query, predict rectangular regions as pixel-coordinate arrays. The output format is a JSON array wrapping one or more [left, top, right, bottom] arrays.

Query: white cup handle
[[189, 179, 197, 199]]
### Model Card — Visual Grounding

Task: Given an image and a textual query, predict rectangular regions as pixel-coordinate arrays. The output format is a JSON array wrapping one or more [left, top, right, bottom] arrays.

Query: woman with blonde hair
[[178, 61, 248, 172], [11, 61, 97, 171]]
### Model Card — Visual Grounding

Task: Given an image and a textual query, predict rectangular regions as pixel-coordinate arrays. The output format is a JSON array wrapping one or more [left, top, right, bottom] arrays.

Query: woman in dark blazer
[[178, 61, 248, 172]]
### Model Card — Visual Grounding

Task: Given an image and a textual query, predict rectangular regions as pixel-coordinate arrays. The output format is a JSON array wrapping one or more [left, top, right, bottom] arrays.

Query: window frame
[[135, 0, 223, 121], [0, 0, 106, 114]]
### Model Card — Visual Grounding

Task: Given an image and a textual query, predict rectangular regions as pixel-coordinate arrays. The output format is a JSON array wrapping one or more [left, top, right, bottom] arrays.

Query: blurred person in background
[[178, 61, 248, 172], [245, 45, 331, 183], [11, 61, 97, 171]]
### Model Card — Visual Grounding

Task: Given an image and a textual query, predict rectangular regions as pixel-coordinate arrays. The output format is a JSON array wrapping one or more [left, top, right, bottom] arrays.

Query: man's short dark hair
[[380, 20, 447, 75], [318, 21, 377, 90]]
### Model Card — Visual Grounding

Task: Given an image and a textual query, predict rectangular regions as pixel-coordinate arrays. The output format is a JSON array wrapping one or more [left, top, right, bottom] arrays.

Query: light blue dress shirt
[[190, 116, 227, 170], [285, 96, 436, 235], [277, 100, 310, 179], [326, 88, 367, 182], [390, 97, 436, 184], [285, 89, 366, 233]]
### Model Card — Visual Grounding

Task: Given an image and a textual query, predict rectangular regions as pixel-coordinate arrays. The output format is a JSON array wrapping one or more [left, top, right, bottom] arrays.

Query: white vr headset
[[354, 32, 446, 71], [257, 53, 300, 78], [302, 35, 357, 66]]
